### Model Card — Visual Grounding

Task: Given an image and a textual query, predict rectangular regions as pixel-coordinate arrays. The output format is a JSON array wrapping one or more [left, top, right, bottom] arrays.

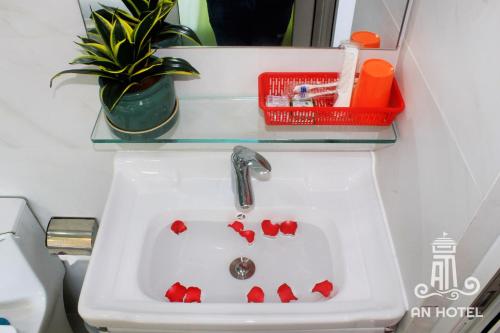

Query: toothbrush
[[293, 79, 358, 93], [334, 43, 359, 107], [293, 82, 339, 93], [293, 90, 337, 100]]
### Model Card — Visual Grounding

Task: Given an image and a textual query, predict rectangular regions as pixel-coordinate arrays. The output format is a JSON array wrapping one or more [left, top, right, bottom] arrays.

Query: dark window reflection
[[206, 0, 295, 46]]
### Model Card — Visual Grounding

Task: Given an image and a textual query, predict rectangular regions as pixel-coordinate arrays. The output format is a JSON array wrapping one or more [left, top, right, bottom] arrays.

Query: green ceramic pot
[[99, 75, 178, 141]]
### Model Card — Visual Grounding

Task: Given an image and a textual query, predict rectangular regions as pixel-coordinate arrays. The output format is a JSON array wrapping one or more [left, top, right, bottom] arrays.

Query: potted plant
[[50, 4, 199, 140], [94, 0, 202, 47]]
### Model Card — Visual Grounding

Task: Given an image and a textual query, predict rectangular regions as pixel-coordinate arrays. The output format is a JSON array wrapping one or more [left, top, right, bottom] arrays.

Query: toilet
[[0, 198, 73, 333]]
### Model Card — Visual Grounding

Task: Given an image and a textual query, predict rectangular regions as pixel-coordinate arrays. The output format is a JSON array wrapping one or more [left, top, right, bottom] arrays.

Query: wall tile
[[404, 0, 500, 195], [374, 45, 482, 307], [0, 148, 113, 227], [455, 174, 500, 284]]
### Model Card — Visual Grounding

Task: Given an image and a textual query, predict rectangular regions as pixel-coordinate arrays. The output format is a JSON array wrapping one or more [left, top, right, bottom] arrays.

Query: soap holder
[[258, 72, 405, 126]]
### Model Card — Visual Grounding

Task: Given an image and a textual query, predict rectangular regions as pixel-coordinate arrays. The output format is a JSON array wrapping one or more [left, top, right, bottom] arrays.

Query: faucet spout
[[231, 146, 271, 211]]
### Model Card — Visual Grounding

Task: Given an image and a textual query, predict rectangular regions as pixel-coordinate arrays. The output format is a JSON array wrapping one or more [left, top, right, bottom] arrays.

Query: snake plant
[[95, 0, 202, 46], [50, 4, 199, 111]]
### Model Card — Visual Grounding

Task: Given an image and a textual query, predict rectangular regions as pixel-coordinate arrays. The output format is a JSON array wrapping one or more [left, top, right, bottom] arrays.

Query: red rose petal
[[228, 221, 244, 232], [312, 280, 334, 298], [184, 286, 202, 303], [247, 286, 265, 303], [279, 220, 298, 236], [165, 282, 187, 302], [239, 229, 255, 244], [277, 283, 298, 303], [261, 219, 280, 237], [171, 220, 187, 235]]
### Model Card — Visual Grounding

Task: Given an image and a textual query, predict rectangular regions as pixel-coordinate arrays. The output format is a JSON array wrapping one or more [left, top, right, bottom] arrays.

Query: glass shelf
[[91, 97, 397, 150]]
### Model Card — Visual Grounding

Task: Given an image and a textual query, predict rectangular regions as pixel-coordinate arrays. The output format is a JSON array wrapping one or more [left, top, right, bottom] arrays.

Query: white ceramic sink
[[79, 151, 406, 332], [141, 215, 340, 304]]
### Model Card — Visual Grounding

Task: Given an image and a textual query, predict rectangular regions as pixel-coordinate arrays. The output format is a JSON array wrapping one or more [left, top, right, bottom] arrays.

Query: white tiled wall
[[374, 46, 482, 307], [403, 0, 500, 195], [374, 0, 500, 313], [0, 0, 114, 226]]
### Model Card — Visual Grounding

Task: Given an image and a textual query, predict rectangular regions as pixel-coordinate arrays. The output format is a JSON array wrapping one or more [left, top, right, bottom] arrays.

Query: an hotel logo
[[414, 233, 480, 301]]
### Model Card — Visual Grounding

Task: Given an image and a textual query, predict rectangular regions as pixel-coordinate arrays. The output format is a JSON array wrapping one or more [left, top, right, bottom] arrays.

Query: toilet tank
[[0, 198, 70, 333]]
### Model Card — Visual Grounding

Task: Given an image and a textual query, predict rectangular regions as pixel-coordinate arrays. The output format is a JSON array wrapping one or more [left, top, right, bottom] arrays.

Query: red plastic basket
[[258, 72, 405, 126]]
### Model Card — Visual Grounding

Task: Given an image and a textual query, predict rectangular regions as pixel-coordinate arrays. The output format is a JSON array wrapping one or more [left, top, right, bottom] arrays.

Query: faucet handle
[[232, 146, 272, 175], [231, 146, 271, 211]]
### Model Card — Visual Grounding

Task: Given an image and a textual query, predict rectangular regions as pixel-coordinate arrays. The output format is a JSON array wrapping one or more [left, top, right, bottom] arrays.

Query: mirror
[[78, 0, 409, 49]]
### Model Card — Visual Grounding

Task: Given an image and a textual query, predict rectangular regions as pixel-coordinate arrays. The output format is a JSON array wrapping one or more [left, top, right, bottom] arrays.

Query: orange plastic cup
[[351, 59, 394, 108], [351, 31, 381, 48]]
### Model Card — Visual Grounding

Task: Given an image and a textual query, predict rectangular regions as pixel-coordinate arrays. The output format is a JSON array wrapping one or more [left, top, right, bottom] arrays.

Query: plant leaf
[[110, 21, 125, 49], [99, 4, 140, 24], [87, 30, 101, 41], [135, 41, 153, 61], [129, 59, 163, 78], [161, 57, 199, 75], [122, 0, 149, 18], [115, 16, 134, 42], [132, 57, 199, 82], [91, 10, 114, 51], [158, 3, 175, 21], [75, 41, 114, 61], [156, 23, 202, 45], [98, 65, 129, 75], [77, 35, 99, 44], [133, 6, 162, 55], [127, 49, 156, 75], [50, 69, 116, 87], [100, 80, 140, 111], [70, 55, 121, 69], [94, 8, 114, 24], [148, 0, 159, 10], [113, 38, 135, 66], [110, 20, 135, 65]]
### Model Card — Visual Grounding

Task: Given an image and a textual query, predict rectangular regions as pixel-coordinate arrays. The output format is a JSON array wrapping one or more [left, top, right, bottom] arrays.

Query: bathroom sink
[[140, 216, 340, 304], [79, 151, 406, 332]]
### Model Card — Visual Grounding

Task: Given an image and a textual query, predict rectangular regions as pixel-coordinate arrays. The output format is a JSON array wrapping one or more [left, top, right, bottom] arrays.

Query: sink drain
[[229, 257, 255, 280], [235, 212, 246, 220]]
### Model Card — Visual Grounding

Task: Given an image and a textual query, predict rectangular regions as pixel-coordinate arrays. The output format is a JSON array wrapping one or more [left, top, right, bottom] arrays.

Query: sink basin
[[79, 151, 406, 332], [140, 216, 341, 303]]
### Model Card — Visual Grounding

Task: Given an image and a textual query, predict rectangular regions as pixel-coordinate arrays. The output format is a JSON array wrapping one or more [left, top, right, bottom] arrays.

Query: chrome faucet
[[231, 146, 272, 211]]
